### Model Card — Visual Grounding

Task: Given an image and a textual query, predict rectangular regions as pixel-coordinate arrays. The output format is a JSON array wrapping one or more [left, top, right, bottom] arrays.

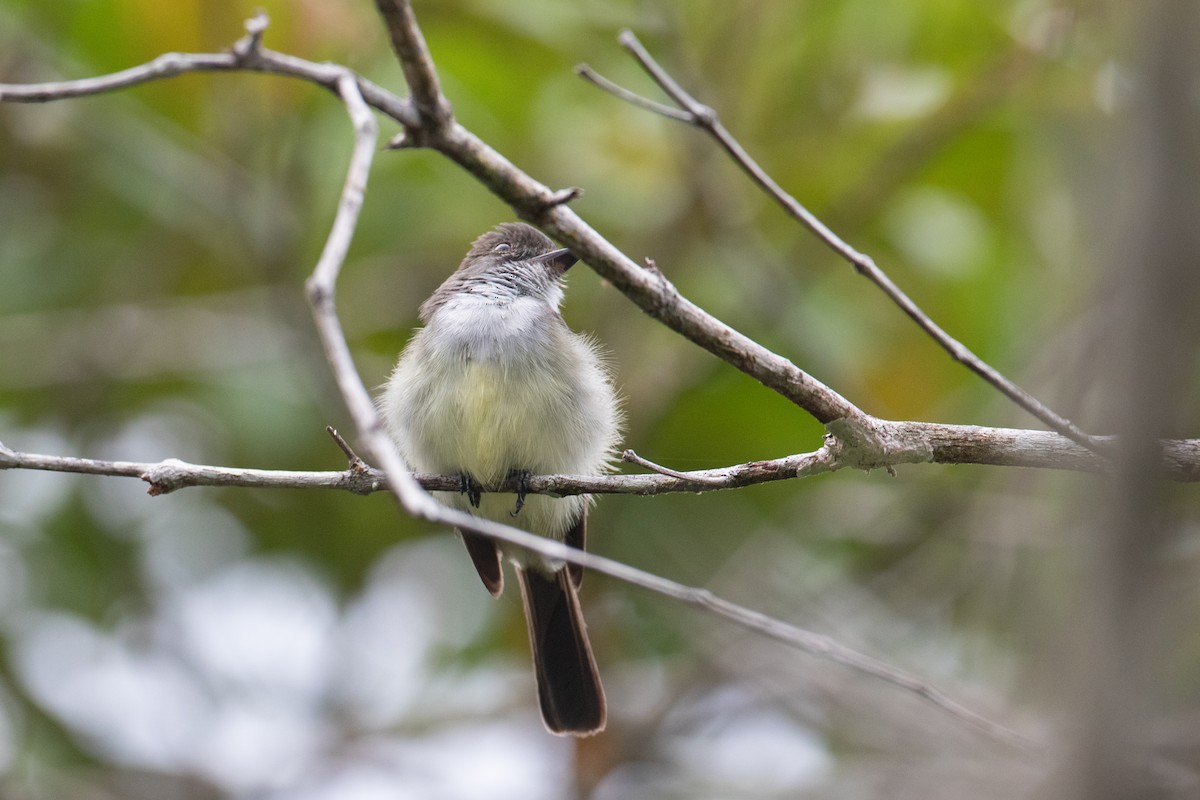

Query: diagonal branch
[[417, 139, 864, 426], [373, 0, 452, 135], [579, 30, 1106, 457]]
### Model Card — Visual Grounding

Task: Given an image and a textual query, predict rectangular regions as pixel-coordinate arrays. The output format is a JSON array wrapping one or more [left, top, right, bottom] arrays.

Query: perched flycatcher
[[379, 222, 621, 735]]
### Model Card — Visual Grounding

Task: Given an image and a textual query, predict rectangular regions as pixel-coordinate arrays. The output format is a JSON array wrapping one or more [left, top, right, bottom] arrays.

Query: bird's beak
[[533, 247, 578, 272]]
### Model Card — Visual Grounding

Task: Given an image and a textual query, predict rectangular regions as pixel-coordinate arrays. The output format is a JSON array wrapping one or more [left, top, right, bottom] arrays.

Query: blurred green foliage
[[3, 1, 1181, 799]]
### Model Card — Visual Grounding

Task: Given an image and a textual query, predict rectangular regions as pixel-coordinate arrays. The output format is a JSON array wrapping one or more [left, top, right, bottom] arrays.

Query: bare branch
[[0, 18, 419, 130], [579, 31, 1106, 457], [299, 71, 436, 523], [8, 427, 1199, 496], [0, 440, 833, 496], [681, 588, 1039, 751], [575, 64, 692, 122], [0, 51, 236, 102], [373, 0, 452, 132], [0, 443, 381, 495]]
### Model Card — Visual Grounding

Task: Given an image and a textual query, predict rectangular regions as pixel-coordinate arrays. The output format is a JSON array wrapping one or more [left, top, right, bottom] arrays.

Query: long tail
[[516, 565, 606, 735]]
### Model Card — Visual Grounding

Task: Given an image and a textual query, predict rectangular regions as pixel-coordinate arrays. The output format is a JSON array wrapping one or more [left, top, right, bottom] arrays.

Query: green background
[[1, 2, 1190, 798]]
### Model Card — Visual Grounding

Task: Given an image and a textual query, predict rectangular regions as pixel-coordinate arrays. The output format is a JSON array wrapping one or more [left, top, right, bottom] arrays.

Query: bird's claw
[[508, 469, 531, 517], [459, 473, 482, 508]]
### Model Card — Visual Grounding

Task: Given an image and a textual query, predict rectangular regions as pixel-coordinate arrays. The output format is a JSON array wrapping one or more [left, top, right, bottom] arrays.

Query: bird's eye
[[494, 242, 511, 253]]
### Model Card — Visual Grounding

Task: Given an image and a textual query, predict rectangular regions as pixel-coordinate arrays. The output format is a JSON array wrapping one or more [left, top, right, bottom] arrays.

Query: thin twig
[[622, 449, 731, 486], [679, 587, 1038, 751], [326, 426, 367, 470], [546, 186, 584, 206], [582, 30, 1106, 457], [575, 64, 692, 122], [233, 11, 270, 56]]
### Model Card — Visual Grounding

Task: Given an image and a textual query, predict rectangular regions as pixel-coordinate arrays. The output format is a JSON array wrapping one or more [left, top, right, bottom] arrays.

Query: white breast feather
[[379, 294, 620, 541]]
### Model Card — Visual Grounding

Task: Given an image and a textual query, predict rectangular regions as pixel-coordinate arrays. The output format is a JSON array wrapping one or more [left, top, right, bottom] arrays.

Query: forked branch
[[579, 31, 1106, 456]]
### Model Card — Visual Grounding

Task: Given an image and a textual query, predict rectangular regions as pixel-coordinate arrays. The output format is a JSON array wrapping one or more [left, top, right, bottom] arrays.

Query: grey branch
[[5, 426, 1199, 496], [579, 31, 1105, 457], [0, 14, 419, 130], [373, 0, 452, 133], [0, 442, 835, 497]]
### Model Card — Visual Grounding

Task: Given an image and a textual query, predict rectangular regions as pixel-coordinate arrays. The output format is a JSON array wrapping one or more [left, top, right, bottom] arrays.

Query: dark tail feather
[[516, 565, 606, 735], [458, 528, 503, 597]]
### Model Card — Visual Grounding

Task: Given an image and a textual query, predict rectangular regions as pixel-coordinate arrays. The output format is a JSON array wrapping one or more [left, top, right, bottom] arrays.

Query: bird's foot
[[459, 473, 482, 508], [508, 469, 532, 517]]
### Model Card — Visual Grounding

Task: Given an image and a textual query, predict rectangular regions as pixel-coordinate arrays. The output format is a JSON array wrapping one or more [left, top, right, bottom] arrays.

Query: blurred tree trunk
[[1061, 2, 1200, 798]]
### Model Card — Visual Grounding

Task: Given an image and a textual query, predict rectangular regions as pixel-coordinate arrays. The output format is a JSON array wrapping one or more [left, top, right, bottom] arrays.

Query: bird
[[379, 222, 621, 735]]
